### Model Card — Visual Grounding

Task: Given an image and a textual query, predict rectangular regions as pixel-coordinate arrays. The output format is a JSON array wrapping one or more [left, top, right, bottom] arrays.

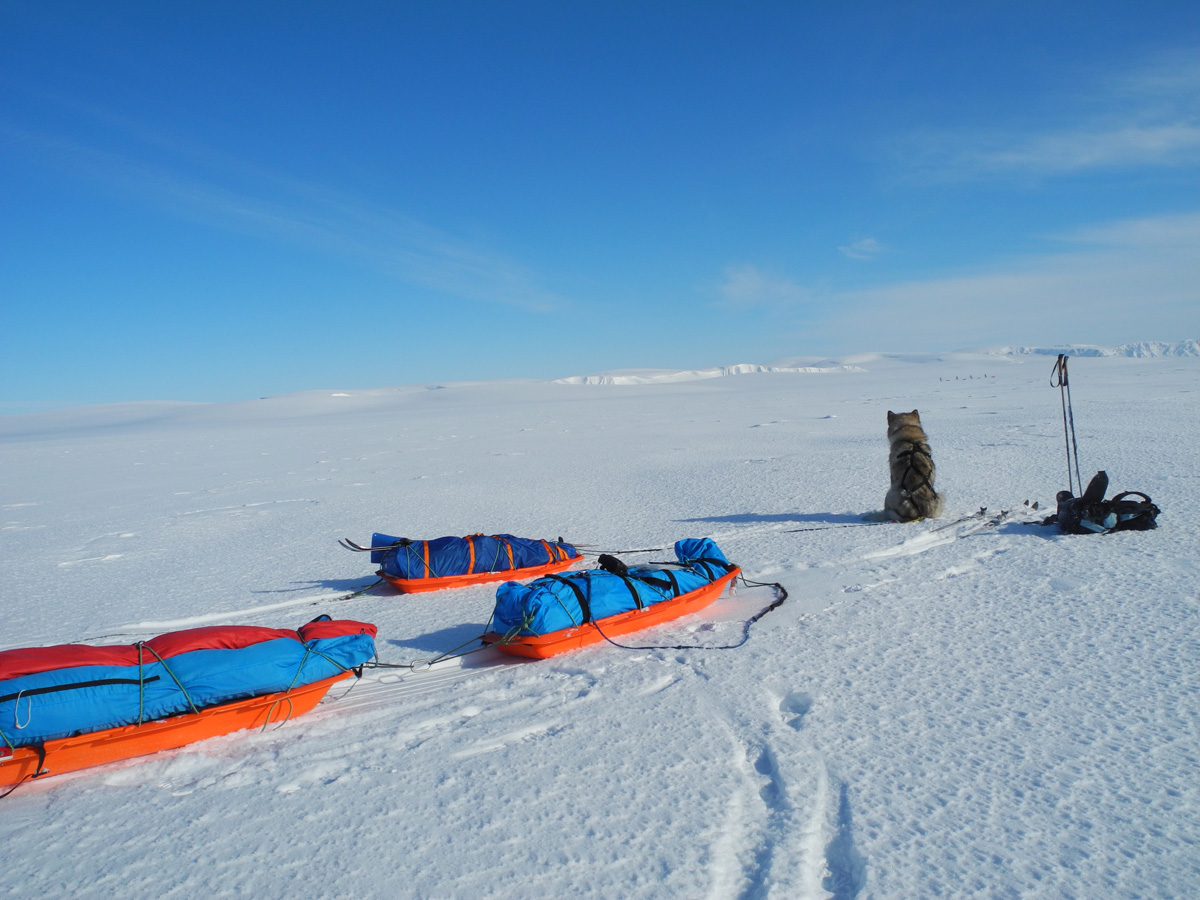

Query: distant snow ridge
[[1113, 340, 1199, 358], [996, 340, 1198, 358], [556, 363, 864, 386]]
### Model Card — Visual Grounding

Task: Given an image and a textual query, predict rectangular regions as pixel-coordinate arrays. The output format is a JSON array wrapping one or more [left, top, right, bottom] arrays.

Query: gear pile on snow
[[1046, 470, 1160, 535]]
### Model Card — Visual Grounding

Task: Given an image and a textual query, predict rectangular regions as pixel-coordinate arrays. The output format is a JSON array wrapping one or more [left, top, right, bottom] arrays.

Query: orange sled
[[353, 533, 583, 594], [482, 568, 740, 659], [381, 555, 579, 594], [0, 672, 350, 788]]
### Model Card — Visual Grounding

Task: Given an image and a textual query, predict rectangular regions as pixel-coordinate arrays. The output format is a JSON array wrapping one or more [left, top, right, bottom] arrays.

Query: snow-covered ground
[[2, 347, 1197, 899]]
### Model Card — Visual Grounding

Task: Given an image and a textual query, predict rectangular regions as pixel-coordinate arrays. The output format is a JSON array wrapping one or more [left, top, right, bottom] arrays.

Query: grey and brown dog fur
[[884, 409, 945, 521]]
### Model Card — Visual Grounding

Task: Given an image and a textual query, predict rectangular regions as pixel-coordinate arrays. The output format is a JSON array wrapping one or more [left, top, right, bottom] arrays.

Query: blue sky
[[2, 1, 1197, 411]]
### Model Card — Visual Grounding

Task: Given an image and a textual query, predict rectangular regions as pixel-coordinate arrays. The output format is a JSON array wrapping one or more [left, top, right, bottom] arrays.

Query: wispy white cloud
[[838, 237, 888, 260], [716, 264, 824, 310], [722, 213, 1199, 349], [959, 123, 1197, 175], [1042, 212, 1199, 249], [900, 55, 1199, 181], [0, 116, 565, 312]]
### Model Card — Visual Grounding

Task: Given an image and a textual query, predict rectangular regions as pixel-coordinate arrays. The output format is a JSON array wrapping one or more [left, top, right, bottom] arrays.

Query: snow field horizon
[[1, 349, 1196, 899]]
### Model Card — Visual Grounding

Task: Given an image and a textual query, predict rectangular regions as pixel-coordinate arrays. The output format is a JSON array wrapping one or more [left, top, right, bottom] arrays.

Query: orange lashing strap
[[466, 535, 476, 574]]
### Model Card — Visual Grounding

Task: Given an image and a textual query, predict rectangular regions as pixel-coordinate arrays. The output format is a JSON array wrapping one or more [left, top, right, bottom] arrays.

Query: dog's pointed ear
[[910, 409, 919, 418], [887, 410, 896, 423]]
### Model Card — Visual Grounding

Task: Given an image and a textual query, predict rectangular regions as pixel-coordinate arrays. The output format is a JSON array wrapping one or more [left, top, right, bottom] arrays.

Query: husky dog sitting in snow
[[884, 409, 945, 521]]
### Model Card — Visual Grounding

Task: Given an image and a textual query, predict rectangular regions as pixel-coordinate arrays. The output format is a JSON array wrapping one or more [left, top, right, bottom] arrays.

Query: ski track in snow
[[1, 352, 1197, 899]]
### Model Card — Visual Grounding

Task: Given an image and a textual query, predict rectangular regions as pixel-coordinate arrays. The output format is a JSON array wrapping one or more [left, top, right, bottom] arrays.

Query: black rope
[[579, 546, 667, 557], [781, 520, 893, 534], [362, 608, 516, 673], [588, 573, 787, 652], [1051, 354, 1084, 495], [363, 635, 494, 672], [325, 577, 386, 604], [0, 742, 47, 800], [1, 775, 35, 800]]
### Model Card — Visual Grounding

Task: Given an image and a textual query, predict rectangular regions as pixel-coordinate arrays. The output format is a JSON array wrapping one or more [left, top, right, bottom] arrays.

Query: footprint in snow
[[779, 692, 814, 730], [451, 721, 564, 759]]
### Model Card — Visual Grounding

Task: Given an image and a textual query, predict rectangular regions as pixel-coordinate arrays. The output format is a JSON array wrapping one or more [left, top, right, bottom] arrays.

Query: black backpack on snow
[[1048, 471, 1160, 534]]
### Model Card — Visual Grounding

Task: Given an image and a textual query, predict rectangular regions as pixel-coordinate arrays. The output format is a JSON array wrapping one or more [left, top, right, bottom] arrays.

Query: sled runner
[[344, 533, 582, 593], [482, 538, 740, 659], [1, 618, 376, 788], [0, 673, 347, 787]]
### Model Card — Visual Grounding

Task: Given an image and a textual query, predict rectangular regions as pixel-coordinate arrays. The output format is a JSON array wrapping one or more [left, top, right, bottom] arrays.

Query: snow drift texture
[[0, 346, 1195, 900]]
